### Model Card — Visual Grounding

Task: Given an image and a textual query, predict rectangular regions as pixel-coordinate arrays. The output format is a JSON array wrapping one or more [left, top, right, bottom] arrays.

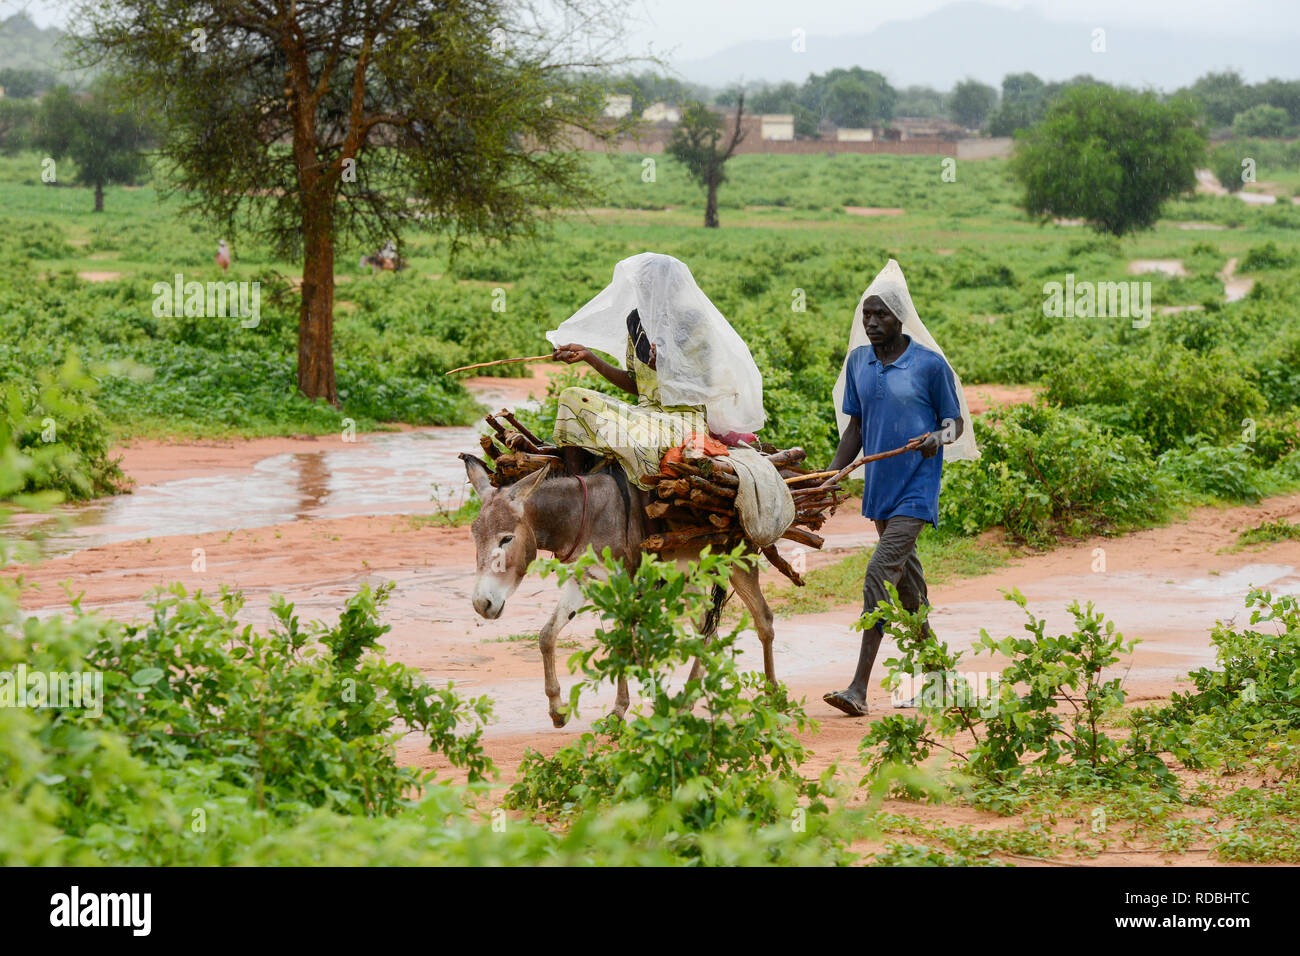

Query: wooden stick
[[786, 470, 839, 484], [780, 526, 825, 549], [445, 353, 552, 375], [762, 545, 805, 587], [644, 528, 731, 551], [817, 433, 930, 489], [501, 410, 545, 448]]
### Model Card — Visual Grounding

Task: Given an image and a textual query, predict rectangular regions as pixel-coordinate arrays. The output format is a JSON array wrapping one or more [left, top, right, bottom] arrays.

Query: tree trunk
[[704, 177, 720, 228], [298, 202, 338, 404], [93, 180, 104, 213]]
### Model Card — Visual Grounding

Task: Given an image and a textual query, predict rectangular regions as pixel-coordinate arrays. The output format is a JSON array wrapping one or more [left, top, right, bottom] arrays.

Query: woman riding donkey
[[547, 252, 767, 480], [464, 253, 786, 727]]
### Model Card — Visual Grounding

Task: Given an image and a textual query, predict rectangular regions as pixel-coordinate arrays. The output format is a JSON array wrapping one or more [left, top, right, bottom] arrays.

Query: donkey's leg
[[540, 575, 586, 728], [732, 559, 778, 687]]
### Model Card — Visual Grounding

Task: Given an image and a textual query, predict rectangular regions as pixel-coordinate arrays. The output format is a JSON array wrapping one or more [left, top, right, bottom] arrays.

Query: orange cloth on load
[[659, 432, 730, 475]]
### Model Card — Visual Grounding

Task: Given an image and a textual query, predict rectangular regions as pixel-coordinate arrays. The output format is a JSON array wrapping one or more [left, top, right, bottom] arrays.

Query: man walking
[[822, 260, 977, 717]]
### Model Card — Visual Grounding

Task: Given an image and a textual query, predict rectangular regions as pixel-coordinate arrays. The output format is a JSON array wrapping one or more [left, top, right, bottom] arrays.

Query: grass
[[1234, 517, 1300, 549]]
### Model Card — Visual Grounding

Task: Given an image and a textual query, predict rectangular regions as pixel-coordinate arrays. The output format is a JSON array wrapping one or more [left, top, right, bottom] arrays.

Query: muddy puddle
[[13, 427, 486, 557]]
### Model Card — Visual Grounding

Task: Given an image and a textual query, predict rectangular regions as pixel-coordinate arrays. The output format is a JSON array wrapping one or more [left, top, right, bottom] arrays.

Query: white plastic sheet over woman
[[546, 252, 767, 488]]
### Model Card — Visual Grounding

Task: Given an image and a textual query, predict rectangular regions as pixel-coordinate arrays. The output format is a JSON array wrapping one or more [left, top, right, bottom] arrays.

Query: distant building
[[836, 127, 874, 142], [603, 94, 632, 119], [760, 114, 794, 141], [890, 116, 965, 141], [641, 101, 681, 124]]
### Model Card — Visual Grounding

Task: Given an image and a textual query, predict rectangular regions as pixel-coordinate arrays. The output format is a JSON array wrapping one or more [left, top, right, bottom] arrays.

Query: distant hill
[[0, 11, 70, 73], [675, 2, 1300, 92]]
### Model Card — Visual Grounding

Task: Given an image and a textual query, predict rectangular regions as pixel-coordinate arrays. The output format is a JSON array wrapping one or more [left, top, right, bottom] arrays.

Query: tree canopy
[[36, 83, 151, 211], [70, 0, 629, 403], [1011, 86, 1206, 237]]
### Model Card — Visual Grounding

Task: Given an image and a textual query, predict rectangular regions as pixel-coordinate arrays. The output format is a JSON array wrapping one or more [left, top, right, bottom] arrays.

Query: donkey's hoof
[[549, 709, 570, 729]]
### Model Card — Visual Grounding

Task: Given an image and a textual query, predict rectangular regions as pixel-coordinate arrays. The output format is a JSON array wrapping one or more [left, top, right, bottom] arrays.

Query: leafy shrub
[[505, 547, 851, 863], [1132, 589, 1300, 778], [0, 354, 122, 499], [1156, 438, 1263, 501], [939, 404, 1166, 546], [859, 587, 1171, 790], [1043, 345, 1266, 453], [1240, 240, 1297, 271]]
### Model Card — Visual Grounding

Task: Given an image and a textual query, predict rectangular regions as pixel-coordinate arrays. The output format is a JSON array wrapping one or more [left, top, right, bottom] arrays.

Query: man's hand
[[552, 343, 590, 365], [918, 419, 960, 459]]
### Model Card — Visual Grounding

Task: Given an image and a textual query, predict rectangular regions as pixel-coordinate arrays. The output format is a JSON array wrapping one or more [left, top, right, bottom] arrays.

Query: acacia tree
[[70, 0, 628, 404], [667, 95, 744, 228], [36, 84, 151, 211], [1011, 86, 1206, 237]]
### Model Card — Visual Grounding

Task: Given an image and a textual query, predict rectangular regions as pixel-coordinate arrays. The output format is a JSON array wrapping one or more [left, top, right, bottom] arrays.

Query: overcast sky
[[9, 0, 1300, 70]]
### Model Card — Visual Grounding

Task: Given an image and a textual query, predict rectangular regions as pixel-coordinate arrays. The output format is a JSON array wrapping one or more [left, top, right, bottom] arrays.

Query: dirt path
[[9, 378, 1292, 863]]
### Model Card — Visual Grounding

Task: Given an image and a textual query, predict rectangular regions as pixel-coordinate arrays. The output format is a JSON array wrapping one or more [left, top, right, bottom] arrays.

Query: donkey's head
[[462, 454, 550, 620]]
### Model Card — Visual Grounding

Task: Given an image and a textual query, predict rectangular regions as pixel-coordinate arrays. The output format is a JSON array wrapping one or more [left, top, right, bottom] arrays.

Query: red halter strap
[[557, 473, 589, 562]]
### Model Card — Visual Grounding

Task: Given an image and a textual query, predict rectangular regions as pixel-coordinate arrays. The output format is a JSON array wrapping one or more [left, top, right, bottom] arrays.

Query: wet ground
[[9, 376, 1300, 749]]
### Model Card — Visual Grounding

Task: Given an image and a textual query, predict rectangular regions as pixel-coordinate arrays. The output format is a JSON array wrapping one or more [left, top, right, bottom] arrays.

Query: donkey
[[461, 454, 778, 728]]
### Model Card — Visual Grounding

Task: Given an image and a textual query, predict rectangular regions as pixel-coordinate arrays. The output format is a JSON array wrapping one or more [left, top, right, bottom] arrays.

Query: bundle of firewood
[[637, 446, 845, 585], [478, 409, 564, 486], [477, 409, 844, 585]]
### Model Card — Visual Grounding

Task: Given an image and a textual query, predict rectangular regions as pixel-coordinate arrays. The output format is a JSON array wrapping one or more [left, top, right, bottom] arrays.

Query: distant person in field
[[215, 240, 231, 272], [822, 259, 979, 717]]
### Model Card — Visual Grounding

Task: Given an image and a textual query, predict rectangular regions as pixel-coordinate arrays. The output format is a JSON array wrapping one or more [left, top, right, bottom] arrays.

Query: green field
[[6, 144, 1300, 867], [4, 146, 1299, 535]]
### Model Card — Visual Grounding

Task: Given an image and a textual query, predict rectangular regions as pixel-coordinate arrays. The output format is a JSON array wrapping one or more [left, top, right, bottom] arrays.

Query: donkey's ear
[[507, 461, 551, 505], [460, 453, 494, 503]]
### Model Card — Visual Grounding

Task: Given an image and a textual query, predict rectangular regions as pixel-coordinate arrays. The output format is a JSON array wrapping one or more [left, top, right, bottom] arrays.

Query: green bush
[[1132, 588, 1300, 779], [1043, 346, 1266, 453], [1156, 439, 1263, 501], [505, 547, 852, 863], [938, 404, 1166, 546], [0, 354, 122, 499], [859, 587, 1171, 790]]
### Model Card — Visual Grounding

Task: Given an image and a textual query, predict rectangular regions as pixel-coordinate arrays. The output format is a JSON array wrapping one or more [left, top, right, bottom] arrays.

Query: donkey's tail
[[701, 583, 728, 636]]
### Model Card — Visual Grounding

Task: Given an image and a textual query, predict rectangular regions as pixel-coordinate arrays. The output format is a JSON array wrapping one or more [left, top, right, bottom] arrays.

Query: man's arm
[[918, 360, 965, 458], [828, 416, 862, 472]]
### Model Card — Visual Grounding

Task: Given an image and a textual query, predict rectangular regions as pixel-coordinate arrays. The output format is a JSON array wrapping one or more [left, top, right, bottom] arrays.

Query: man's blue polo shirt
[[841, 337, 962, 526]]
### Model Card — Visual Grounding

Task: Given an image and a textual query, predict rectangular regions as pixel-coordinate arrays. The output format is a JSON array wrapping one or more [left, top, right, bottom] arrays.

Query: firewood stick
[[672, 496, 732, 515], [785, 470, 839, 484], [645, 500, 673, 519], [501, 410, 545, 448], [688, 488, 733, 510], [445, 353, 553, 375], [762, 545, 805, 587], [644, 528, 730, 551], [485, 414, 509, 442], [817, 433, 930, 489], [479, 434, 501, 461], [686, 474, 736, 499], [503, 430, 540, 454], [708, 513, 733, 528], [780, 526, 824, 549], [765, 447, 806, 468]]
